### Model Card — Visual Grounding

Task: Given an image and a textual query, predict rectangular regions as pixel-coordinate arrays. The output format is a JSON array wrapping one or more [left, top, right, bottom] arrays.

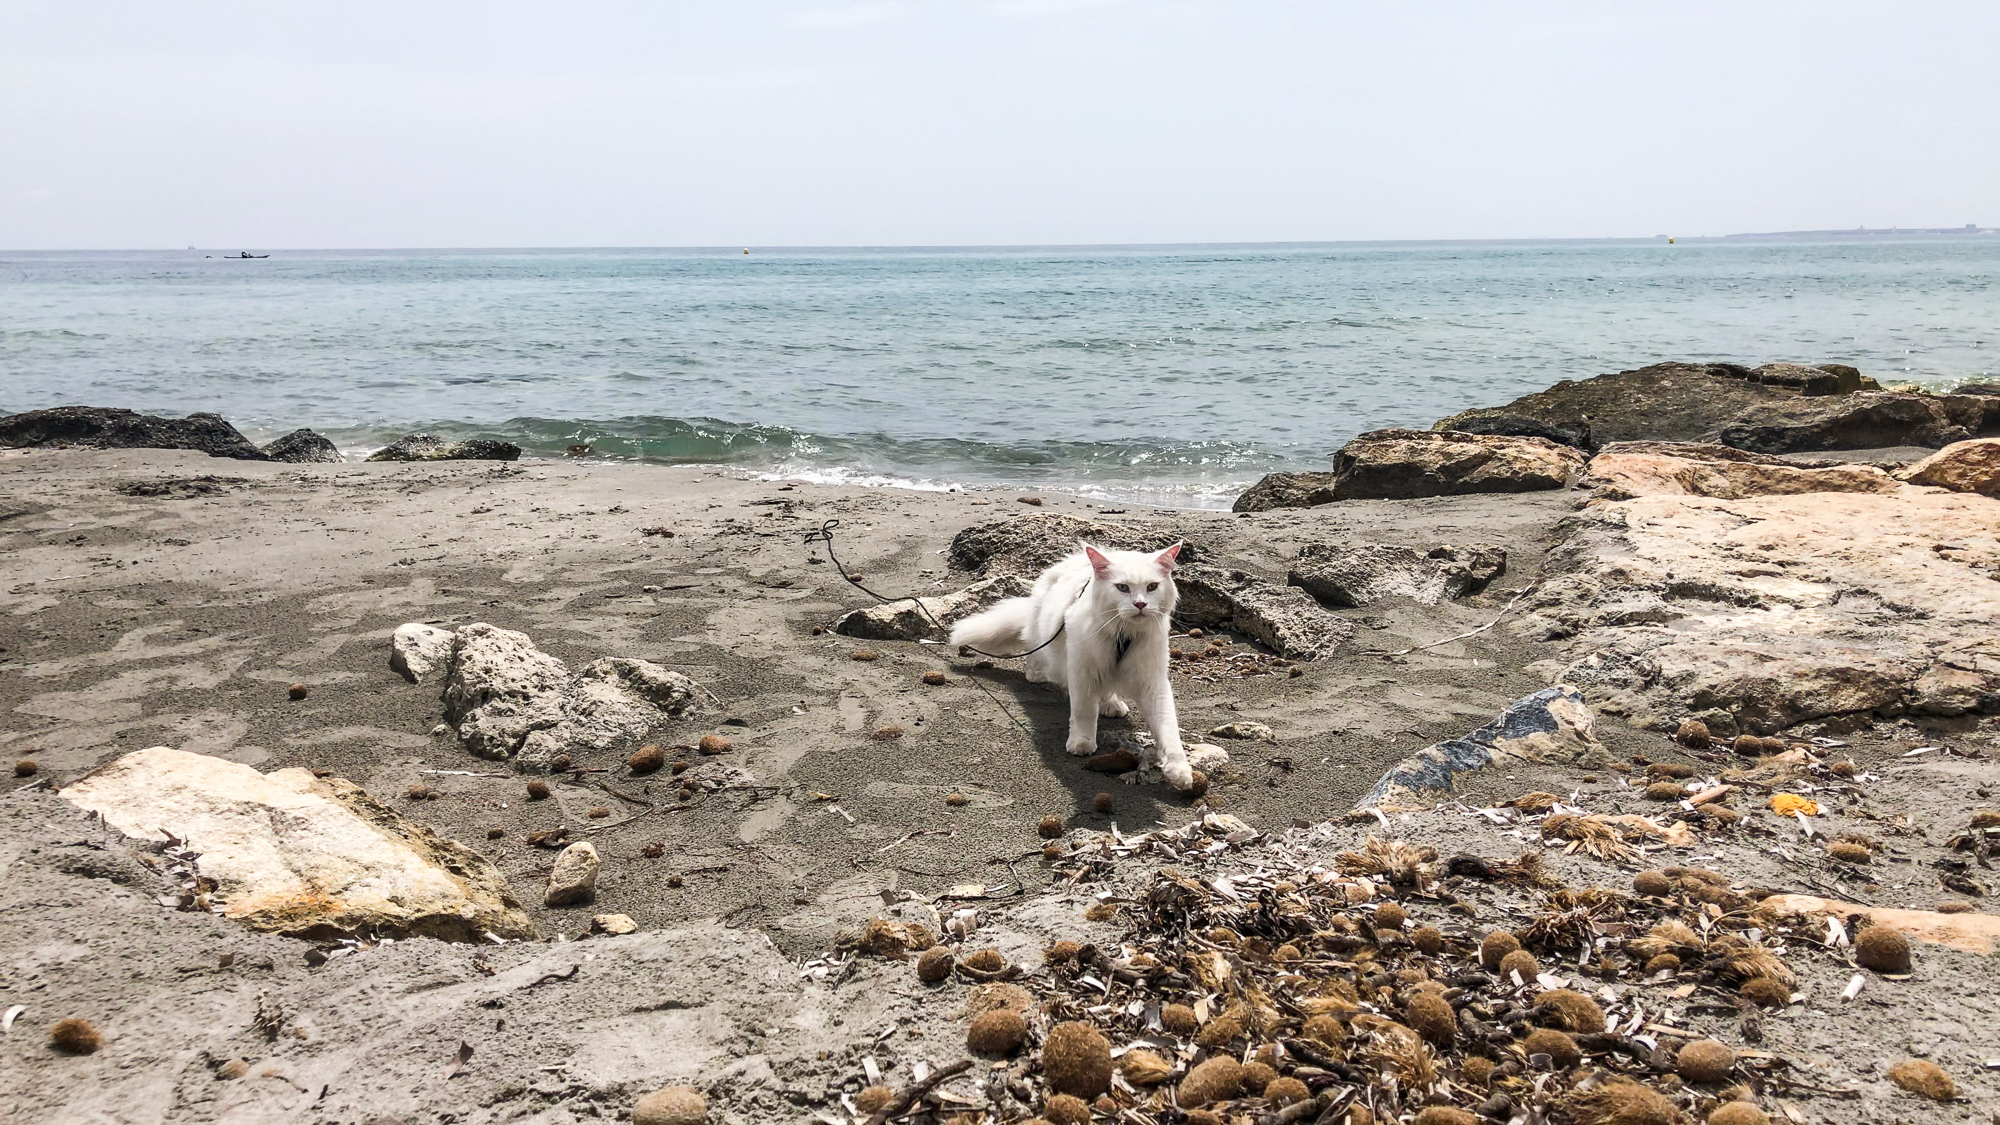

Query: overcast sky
[[2, 1, 1994, 249]]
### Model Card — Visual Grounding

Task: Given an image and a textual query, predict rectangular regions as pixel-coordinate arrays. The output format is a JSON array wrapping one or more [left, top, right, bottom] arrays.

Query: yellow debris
[[1768, 793, 1819, 817]]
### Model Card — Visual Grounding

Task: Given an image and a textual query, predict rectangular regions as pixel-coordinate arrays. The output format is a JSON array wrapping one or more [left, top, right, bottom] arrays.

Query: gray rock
[[948, 513, 1196, 577], [0, 406, 268, 459], [1230, 471, 1340, 513], [1717, 391, 1978, 453], [1209, 721, 1274, 741], [832, 574, 1032, 641], [1437, 412, 1592, 450], [261, 428, 343, 463], [366, 433, 521, 462], [1354, 685, 1600, 809], [544, 841, 600, 907], [1175, 564, 1354, 661], [440, 623, 718, 766], [1289, 543, 1506, 607], [1329, 429, 1585, 501], [1433, 362, 1785, 449], [390, 623, 454, 683], [59, 746, 535, 940]]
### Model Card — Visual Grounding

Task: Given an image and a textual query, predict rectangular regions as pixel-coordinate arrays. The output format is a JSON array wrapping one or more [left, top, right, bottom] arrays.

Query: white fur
[[950, 542, 1193, 790]]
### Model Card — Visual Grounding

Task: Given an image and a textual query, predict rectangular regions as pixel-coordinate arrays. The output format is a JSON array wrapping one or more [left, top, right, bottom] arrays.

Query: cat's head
[[1081, 542, 1182, 621]]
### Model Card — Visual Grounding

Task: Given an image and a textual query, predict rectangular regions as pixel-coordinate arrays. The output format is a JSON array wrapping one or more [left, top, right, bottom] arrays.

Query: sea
[[2, 238, 1994, 508]]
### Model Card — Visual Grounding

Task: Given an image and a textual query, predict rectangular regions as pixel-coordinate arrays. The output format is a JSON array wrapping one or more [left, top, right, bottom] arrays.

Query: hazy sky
[[3, 1, 1995, 248]]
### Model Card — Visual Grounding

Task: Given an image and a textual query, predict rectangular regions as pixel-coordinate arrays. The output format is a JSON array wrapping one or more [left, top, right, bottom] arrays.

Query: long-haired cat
[[950, 542, 1194, 791]]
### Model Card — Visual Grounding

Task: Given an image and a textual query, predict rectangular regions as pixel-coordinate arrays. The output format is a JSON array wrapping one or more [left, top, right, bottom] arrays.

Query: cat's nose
[[1132, 601, 1147, 610]]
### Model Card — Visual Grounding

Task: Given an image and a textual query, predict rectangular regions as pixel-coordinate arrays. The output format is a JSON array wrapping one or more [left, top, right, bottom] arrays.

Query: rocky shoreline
[[1, 361, 1995, 1124]]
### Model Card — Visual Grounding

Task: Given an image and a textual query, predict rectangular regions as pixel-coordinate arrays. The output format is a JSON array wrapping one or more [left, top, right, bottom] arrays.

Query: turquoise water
[[2, 239, 1994, 506]]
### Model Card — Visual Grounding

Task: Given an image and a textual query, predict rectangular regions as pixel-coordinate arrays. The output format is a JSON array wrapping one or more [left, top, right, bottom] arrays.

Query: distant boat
[[229, 252, 269, 259]]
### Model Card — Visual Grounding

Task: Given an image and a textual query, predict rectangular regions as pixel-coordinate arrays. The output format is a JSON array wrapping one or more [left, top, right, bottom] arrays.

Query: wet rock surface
[[366, 432, 522, 462], [259, 428, 343, 463], [1229, 470, 1340, 513], [0, 405, 269, 459]]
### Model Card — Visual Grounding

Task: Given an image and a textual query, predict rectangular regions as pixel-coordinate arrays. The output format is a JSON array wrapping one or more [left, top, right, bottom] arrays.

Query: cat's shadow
[[959, 664, 1193, 831]]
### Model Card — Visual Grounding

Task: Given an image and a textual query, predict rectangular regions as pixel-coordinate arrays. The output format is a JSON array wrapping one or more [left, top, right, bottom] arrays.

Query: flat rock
[[390, 622, 455, 683], [948, 514, 1197, 577], [1329, 429, 1585, 501], [1175, 564, 1354, 661], [1897, 437, 2000, 497], [1355, 685, 1601, 809], [1432, 411, 1592, 450], [1209, 720, 1273, 741], [1288, 542, 1506, 607], [260, 428, 343, 463], [1230, 471, 1340, 513], [545, 841, 601, 907], [58, 746, 534, 941], [441, 623, 718, 766], [1717, 391, 1986, 454], [0, 406, 268, 459], [366, 433, 522, 462], [1526, 487, 2000, 733], [593, 913, 639, 935], [833, 574, 1031, 641], [1760, 896, 2000, 955], [1583, 442, 1899, 501]]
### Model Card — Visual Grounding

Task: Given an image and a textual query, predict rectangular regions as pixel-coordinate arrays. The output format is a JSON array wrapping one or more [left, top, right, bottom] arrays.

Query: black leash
[[803, 518, 1072, 660]]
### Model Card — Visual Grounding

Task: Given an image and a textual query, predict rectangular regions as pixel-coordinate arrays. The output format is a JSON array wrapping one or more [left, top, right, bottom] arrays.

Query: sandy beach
[[3, 394, 1997, 1124]]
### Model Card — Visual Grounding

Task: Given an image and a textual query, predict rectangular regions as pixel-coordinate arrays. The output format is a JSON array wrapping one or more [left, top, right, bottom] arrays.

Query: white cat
[[950, 542, 1194, 791]]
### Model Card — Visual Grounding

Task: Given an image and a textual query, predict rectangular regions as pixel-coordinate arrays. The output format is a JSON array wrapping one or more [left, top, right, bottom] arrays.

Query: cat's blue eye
[[1146, 582, 1159, 591], [1114, 582, 1130, 593]]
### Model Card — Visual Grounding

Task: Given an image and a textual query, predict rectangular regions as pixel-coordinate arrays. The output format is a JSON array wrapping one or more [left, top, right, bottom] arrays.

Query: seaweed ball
[[1645, 954, 1682, 975], [288, 683, 309, 701], [1412, 1109, 1478, 1125], [1239, 1061, 1279, 1096], [854, 1086, 895, 1114], [1674, 719, 1712, 749], [13, 759, 37, 778], [1855, 925, 1912, 974], [1176, 1057, 1243, 1107], [1302, 1013, 1347, 1047], [1499, 949, 1542, 982], [1037, 815, 1065, 839], [1412, 925, 1444, 954], [49, 1018, 102, 1055], [697, 734, 731, 754], [1160, 1003, 1200, 1036], [1534, 989, 1606, 1034], [1731, 734, 1762, 756], [1193, 1013, 1242, 1049], [631, 1086, 707, 1125], [1373, 901, 1407, 930], [1523, 1027, 1581, 1069], [1676, 1039, 1735, 1084], [1707, 1103, 1770, 1125], [1093, 792, 1114, 814], [1406, 991, 1456, 1047], [1759, 736, 1788, 754], [1739, 976, 1790, 1009], [1041, 1021, 1113, 1098], [916, 946, 954, 983], [628, 745, 667, 774], [966, 1010, 1028, 1055], [1042, 1093, 1090, 1125], [1461, 1056, 1494, 1088], [961, 948, 1005, 972], [1887, 1059, 1956, 1100], [1265, 1075, 1311, 1105], [526, 779, 551, 800], [1479, 930, 1521, 970], [1827, 841, 1870, 864], [1644, 781, 1686, 801], [1632, 870, 1673, 897]]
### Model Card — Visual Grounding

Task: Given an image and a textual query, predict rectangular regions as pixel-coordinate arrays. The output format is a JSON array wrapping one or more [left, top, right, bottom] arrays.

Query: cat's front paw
[[1065, 734, 1096, 756], [1162, 761, 1196, 791]]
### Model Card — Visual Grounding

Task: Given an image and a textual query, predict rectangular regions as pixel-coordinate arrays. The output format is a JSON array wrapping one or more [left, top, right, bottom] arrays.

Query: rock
[[1527, 487, 2000, 733], [631, 1086, 709, 1125], [1288, 542, 1506, 607], [1759, 896, 2000, 955], [1174, 565, 1354, 660], [259, 428, 342, 463], [1717, 391, 1980, 453], [833, 574, 1032, 641], [389, 623, 454, 683], [365, 433, 521, 462], [545, 841, 600, 907], [1898, 437, 2000, 497], [949, 514, 1196, 576], [1432, 362, 1869, 450], [1230, 471, 1340, 513], [58, 746, 535, 941], [1582, 442, 1900, 501], [1435, 411, 1593, 450], [592, 913, 638, 935], [1328, 429, 1585, 501], [440, 623, 718, 766], [1209, 721, 1273, 741], [0, 406, 268, 459], [1355, 685, 1601, 809]]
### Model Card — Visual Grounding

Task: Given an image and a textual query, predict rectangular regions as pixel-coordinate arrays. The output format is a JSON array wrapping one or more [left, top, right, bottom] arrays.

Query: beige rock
[[832, 573, 1031, 641], [545, 842, 601, 907], [1759, 895, 2000, 955], [389, 622, 454, 683], [1330, 428, 1585, 501], [1898, 437, 2000, 497], [592, 913, 639, 935], [59, 747, 534, 941], [1584, 443, 1898, 502]]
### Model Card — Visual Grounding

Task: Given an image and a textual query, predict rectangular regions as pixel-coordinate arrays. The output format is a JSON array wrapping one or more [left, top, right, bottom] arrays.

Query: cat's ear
[[1155, 543, 1183, 572], [1083, 544, 1113, 579]]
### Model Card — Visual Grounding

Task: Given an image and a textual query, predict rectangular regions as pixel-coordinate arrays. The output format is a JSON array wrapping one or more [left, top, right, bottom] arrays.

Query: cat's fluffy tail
[[949, 597, 1035, 655]]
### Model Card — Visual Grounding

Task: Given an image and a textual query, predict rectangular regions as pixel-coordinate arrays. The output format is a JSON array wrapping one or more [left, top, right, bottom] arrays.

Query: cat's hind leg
[[1099, 695, 1129, 717]]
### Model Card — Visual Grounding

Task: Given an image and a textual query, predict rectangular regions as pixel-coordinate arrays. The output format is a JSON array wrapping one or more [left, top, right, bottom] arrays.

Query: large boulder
[[1716, 391, 1978, 453], [1354, 685, 1600, 809], [58, 747, 535, 941], [438, 623, 718, 767], [367, 433, 522, 462], [1897, 438, 2000, 497], [1328, 429, 1585, 501], [0, 406, 268, 459], [1434, 362, 1811, 449], [1288, 543, 1506, 607], [948, 514, 1196, 576], [1175, 564, 1354, 660], [1231, 471, 1340, 513], [1582, 441, 1900, 501], [1525, 488, 2000, 733], [261, 428, 343, 463], [1433, 411, 1592, 450], [833, 574, 1032, 641]]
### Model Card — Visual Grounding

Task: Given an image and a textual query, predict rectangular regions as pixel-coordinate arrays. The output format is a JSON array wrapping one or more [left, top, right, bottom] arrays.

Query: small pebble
[[921, 670, 948, 685], [851, 649, 878, 661]]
